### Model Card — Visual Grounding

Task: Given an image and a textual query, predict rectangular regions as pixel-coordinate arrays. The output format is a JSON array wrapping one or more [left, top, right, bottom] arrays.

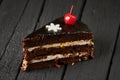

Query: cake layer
[[24, 45, 94, 61], [23, 32, 93, 48], [21, 54, 92, 71], [30, 52, 89, 63], [21, 60, 55, 71], [26, 40, 93, 52]]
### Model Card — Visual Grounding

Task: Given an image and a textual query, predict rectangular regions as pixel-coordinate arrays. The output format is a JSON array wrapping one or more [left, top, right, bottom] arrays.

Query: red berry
[[64, 13, 77, 25]]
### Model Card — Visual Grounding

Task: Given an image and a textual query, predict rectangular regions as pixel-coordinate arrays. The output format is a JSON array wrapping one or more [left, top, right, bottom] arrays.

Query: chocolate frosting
[[27, 17, 91, 38]]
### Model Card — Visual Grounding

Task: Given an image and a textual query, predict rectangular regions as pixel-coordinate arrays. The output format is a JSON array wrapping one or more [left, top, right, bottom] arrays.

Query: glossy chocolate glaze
[[26, 17, 91, 38]]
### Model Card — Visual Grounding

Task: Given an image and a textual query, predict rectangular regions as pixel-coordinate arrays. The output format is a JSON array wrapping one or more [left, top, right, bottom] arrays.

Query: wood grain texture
[[63, 0, 120, 80], [17, 0, 85, 80], [108, 26, 120, 80], [0, 0, 45, 80], [0, 0, 3, 5], [0, 0, 28, 59]]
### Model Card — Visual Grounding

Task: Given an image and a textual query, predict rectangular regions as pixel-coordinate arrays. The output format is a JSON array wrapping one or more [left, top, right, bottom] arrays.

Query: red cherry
[[64, 13, 77, 25], [64, 5, 77, 25]]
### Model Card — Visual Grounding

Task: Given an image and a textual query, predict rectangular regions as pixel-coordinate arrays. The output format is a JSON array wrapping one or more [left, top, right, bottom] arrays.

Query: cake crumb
[[72, 63, 74, 65], [79, 59, 81, 61], [55, 64, 61, 68]]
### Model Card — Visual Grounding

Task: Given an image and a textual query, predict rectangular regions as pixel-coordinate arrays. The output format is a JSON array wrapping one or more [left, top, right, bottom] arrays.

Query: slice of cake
[[21, 17, 94, 71]]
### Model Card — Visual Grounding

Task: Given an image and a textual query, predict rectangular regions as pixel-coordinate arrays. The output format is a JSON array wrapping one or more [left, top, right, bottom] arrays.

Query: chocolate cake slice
[[21, 17, 94, 71]]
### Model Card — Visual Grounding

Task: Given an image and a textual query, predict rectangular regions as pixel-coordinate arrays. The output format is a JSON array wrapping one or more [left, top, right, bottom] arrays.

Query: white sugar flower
[[45, 23, 62, 32]]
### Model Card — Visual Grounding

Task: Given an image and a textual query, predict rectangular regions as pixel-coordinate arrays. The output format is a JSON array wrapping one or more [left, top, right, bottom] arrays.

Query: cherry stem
[[70, 5, 74, 14]]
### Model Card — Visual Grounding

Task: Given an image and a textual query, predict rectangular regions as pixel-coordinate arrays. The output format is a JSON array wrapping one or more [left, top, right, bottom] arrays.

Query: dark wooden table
[[0, 0, 120, 80]]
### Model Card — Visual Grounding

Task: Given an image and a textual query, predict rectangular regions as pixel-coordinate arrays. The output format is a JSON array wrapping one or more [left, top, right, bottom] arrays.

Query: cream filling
[[31, 52, 88, 63], [22, 60, 28, 70], [22, 52, 88, 70], [27, 40, 93, 52]]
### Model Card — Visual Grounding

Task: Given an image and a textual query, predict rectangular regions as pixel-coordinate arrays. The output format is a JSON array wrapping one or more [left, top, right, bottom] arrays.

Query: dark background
[[0, 0, 120, 80]]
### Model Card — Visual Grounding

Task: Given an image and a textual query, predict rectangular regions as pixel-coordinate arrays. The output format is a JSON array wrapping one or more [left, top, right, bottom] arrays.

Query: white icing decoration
[[46, 23, 62, 32]]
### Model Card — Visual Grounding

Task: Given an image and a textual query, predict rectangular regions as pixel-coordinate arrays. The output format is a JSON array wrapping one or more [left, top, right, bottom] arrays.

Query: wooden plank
[[0, 0, 28, 59], [0, 0, 2, 5], [108, 26, 120, 80], [17, 0, 85, 80], [63, 0, 120, 80], [0, 0, 45, 80]]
